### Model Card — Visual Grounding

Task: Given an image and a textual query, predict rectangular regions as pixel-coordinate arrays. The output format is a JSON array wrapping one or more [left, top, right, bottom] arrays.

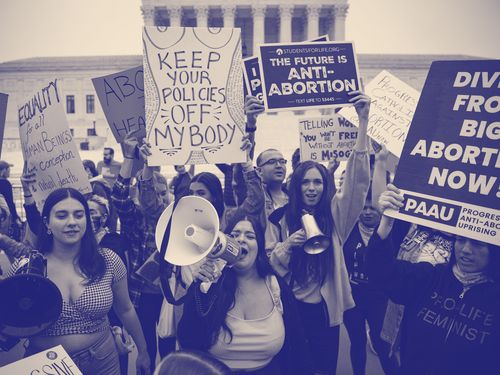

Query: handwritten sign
[[340, 70, 420, 158], [0, 93, 7, 157], [92, 66, 146, 142], [243, 36, 329, 102], [387, 60, 500, 245], [18, 79, 91, 209], [0, 345, 82, 375], [299, 115, 358, 162], [259, 41, 361, 111], [143, 26, 246, 165]]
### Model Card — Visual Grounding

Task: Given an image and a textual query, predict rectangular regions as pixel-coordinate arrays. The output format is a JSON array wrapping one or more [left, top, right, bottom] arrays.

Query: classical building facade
[[140, 0, 349, 56]]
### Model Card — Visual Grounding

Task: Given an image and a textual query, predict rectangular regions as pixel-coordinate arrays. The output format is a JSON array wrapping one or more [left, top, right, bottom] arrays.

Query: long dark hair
[[193, 215, 273, 349], [37, 188, 105, 284], [190, 173, 224, 219], [286, 161, 335, 286]]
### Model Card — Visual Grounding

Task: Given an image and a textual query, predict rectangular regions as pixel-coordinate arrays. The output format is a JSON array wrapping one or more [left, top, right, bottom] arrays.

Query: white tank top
[[209, 276, 286, 370]]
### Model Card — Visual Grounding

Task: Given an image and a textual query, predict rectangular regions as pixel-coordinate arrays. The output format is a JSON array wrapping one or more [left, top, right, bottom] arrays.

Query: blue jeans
[[26, 330, 120, 375]]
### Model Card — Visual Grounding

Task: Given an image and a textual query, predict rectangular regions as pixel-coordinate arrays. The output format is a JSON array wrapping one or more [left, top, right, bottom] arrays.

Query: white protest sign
[[0, 345, 82, 375], [18, 79, 92, 209], [299, 115, 358, 162], [339, 70, 420, 158], [142, 26, 246, 165]]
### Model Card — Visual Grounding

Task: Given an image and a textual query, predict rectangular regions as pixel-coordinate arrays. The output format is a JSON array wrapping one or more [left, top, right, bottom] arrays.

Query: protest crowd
[[0, 27, 498, 375]]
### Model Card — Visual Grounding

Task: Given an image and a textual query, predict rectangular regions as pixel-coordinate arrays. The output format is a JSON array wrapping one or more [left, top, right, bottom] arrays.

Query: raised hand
[[245, 95, 265, 126], [348, 90, 371, 120], [378, 183, 404, 214]]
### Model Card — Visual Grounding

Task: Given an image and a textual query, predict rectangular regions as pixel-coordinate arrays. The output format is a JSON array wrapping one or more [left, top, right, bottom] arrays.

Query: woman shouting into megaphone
[[177, 215, 313, 375]]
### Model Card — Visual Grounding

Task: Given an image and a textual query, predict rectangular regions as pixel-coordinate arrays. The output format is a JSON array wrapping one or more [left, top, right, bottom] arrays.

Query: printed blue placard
[[243, 36, 328, 102], [389, 60, 500, 245], [258, 41, 360, 111]]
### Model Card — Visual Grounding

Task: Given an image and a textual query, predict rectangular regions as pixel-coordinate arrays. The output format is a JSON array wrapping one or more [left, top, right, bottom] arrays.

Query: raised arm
[[330, 91, 371, 242], [367, 184, 436, 305]]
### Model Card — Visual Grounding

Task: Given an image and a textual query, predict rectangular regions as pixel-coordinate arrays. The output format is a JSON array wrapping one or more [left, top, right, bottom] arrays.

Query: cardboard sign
[[243, 35, 329, 102], [387, 60, 500, 245], [340, 70, 420, 158], [142, 26, 246, 166], [92, 66, 146, 142], [259, 41, 361, 111], [299, 114, 358, 162], [18, 79, 92, 209], [0, 345, 82, 375], [0, 93, 7, 158]]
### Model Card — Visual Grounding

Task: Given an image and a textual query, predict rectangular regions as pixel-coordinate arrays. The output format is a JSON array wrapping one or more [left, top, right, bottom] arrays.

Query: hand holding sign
[[377, 184, 404, 239], [244, 95, 265, 126], [348, 90, 371, 120]]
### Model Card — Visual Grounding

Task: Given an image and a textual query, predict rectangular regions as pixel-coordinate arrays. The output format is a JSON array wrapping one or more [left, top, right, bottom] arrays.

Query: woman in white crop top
[[8, 188, 150, 375], [177, 215, 312, 375]]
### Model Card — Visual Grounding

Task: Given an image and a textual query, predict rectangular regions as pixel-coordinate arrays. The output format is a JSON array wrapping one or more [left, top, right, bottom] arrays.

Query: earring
[[47, 228, 52, 235]]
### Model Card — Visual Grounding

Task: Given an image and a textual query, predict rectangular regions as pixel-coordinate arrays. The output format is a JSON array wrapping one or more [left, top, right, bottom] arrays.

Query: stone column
[[169, 6, 182, 27], [252, 5, 266, 46], [306, 5, 321, 40], [333, 4, 349, 40], [279, 5, 293, 43], [222, 5, 236, 28], [195, 6, 209, 28], [141, 6, 155, 26]]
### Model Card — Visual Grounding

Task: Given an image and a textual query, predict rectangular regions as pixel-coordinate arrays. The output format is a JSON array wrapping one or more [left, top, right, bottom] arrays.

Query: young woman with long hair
[[9, 188, 150, 375], [268, 91, 371, 375]]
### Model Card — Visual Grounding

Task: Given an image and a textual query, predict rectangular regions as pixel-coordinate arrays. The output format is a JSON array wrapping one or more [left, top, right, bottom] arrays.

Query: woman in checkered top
[[13, 188, 150, 375]]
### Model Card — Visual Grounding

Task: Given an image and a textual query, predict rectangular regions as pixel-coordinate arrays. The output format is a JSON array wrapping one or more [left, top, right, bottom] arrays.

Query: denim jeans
[[26, 330, 120, 375]]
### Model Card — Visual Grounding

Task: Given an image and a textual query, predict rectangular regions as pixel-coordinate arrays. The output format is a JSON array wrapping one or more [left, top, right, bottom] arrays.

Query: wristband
[[245, 126, 256, 133]]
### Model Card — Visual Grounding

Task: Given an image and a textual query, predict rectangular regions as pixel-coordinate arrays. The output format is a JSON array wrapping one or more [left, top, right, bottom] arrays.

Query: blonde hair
[[87, 195, 110, 217]]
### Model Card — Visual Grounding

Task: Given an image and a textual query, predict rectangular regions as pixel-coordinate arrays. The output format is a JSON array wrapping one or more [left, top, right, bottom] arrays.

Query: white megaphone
[[155, 196, 241, 292]]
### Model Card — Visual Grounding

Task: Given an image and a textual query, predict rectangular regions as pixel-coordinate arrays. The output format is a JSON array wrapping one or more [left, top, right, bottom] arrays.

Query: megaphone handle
[[200, 259, 227, 293]]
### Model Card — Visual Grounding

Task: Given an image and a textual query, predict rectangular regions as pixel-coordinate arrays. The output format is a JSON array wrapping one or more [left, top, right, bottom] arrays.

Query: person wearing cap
[[0, 161, 21, 240]]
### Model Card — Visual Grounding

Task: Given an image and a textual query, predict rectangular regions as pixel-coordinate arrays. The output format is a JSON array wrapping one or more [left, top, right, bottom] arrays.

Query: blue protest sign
[[92, 66, 146, 143], [388, 60, 500, 245], [259, 41, 360, 112]]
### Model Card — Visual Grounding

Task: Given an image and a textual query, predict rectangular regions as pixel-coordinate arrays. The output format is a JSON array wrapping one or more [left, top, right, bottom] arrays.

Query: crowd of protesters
[[0, 92, 498, 375]]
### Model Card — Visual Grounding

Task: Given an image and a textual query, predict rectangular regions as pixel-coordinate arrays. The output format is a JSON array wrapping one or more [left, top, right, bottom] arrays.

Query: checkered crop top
[[42, 248, 127, 336]]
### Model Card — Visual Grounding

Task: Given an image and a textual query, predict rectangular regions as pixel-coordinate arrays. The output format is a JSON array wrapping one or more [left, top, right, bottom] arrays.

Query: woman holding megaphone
[[177, 215, 313, 375], [268, 90, 371, 375], [3, 188, 150, 375]]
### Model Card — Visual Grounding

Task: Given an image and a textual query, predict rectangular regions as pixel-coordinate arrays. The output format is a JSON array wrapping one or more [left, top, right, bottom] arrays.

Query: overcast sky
[[0, 0, 498, 63]]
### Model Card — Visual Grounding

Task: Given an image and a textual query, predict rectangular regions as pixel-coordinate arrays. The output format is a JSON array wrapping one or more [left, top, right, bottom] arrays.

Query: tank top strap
[[265, 275, 283, 314]]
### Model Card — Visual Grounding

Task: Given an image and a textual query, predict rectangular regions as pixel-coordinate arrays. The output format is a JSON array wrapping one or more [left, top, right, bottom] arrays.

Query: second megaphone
[[301, 213, 330, 255], [155, 195, 240, 267]]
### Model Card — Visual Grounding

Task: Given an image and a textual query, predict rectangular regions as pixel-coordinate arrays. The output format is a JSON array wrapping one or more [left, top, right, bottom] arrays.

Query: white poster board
[[299, 115, 358, 162], [340, 70, 420, 158], [18, 79, 92, 209], [142, 26, 246, 165], [0, 345, 82, 375]]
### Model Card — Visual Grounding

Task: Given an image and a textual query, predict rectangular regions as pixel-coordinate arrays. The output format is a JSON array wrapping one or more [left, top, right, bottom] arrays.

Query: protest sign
[[18, 79, 92, 209], [259, 41, 360, 111], [142, 26, 246, 165], [340, 70, 420, 158], [299, 114, 358, 162], [92, 66, 146, 142], [386, 60, 500, 245], [0, 345, 82, 375], [243, 35, 329, 102], [0, 93, 7, 157]]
